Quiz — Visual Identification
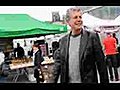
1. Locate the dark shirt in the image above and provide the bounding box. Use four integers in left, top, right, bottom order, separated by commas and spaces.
14, 46, 24, 58
115, 37, 119, 45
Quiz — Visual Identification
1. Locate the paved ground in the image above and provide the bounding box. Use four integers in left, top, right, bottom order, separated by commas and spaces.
109, 67, 120, 83
1, 65, 120, 83
0, 68, 35, 83
97, 67, 120, 83
0, 64, 53, 83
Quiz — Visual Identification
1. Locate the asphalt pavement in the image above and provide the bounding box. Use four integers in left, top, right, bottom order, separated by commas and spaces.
1, 66, 120, 83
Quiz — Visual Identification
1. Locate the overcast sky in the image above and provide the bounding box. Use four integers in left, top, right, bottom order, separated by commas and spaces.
0, 6, 75, 21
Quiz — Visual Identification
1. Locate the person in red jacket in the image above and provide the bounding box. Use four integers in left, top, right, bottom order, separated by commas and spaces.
103, 33, 119, 81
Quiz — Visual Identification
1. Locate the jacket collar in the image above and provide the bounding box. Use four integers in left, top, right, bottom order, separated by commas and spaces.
79, 29, 89, 63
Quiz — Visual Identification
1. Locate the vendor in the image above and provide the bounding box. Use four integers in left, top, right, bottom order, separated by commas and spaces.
14, 43, 25, 59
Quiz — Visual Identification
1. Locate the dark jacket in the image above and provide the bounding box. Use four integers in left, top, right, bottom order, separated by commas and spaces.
34, 49, 44, 68
34, 49, 44, 82
53, 30, 109, 83
14, 46, 24, 58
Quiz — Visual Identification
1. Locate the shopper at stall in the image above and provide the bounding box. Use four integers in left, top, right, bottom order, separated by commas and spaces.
52, 41, 59, 57
32, 43, 44, 83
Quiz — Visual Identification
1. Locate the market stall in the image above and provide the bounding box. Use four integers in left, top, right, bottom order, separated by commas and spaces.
8, 58, 33, 82
41, 56, 54, 82
0, 14, 67, 39
0, 14, 67, 83
9, 58, 33, 70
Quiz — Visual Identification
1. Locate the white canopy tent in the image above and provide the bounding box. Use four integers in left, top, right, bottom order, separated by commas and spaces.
115, 15, 120, 24
82, 13, 120, 27
82, 13, 120, 33
82, 13, 102, 27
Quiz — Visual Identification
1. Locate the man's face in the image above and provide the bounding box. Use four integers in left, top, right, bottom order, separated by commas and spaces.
67, 11, 83, 31
32, 46, 38, 52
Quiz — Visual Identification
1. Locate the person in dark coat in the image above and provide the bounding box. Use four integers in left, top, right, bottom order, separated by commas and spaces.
113, 33, 119, 45
32, 43, 44, 83
14, 43, 25, 59
52, 7, 109, 83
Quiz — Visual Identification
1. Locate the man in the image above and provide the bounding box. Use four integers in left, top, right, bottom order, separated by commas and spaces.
52, 7, 109, 83
14, 43, 25, 59
113, 33, 118, 45
52, 41, 59, 57
103, 33, 119, 81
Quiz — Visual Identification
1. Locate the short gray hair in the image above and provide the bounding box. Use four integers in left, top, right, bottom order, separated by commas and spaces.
66, 7, 83, 22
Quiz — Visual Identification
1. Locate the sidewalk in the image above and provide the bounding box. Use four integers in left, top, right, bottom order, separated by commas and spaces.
97, 66, 120, 83
109, 67, 120, 83
1, 66, 120, 83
